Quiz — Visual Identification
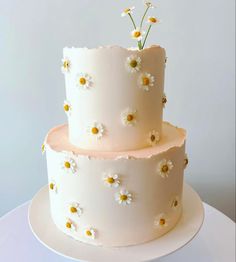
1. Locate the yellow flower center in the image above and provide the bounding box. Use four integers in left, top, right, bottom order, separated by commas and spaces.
149, 17, 157, 23
150, 135, 156, 141
130, 60, 138, 68
142, 77, 150, 86
162, 97, 167, 104
86, 230, 92, 236
127, 114, 134, 122
64, 161, 71, 169
161, 164, 169, 173
80, 77, 86, 85
63, 60, 69, 69
106, 177, 115, 184
70, 207, 77, 213
66, 222, 72, 229
184, 158, 189, 166
120, 194, 128, 201
134, 31, 141, 38
41, 144, 45, 152
173, 200, 178, 207
49, 183, 54, 190
124, 8, 131, 13
91, 127, 99, 134
64, 104, 70, 112
159, 218, 166, 226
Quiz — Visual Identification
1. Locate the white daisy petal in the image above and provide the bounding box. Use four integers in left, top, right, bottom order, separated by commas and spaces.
157, 159, 174, 178
125, 55, 142, 73
61, 57, 71, 73
87, 122, 105, 139
121, 6, 135, 17
147, 130, 160, 146
138, 73, 155, 91
121, 108, 137, 126
103, 173, 120, 188
61, 157, 77, 174
115, 189, 132, 205
84, 227, 96, 239
131, 28, 145, 41
63, 100, 72, 116
76, 73, 93, 89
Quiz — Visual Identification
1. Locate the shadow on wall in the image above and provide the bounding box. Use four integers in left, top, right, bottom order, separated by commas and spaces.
187, 179, 235, 222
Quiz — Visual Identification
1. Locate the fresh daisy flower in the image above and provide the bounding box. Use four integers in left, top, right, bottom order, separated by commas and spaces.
162, 93, 167, 108
61, 157, 77, 174
69, 202, 83, 216
147, 130, 160, 146
157, 159, 174, 178
84, 227, 96, 239
125, 55, 142, 73
154, 213, 169, 228
143, 1, 156, 8
115, 189, 132, 205
63, 100, 72, 116
147, 16, 160, 25
121, 108, 137, 126
170, 196, 181, 210
138, 72, 155, 91
61, 57, 71, 73
103, 173, 120, 188
65, 218, 76, 231
184, 154, 189, 168
76, 73, 93, 89
121, 6, 135, 17
131, 28, 145, 41
87, 122, 105, 139
49, 180, 57, 193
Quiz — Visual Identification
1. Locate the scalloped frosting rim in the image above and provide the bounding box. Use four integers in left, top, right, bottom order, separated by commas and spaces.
44, 122, 186, 160
63, 45, 165, 53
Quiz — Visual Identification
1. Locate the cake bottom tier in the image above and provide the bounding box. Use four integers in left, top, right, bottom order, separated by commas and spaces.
44, 122, 187, 247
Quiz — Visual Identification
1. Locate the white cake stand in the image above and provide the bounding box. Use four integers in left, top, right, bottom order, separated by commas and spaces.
28, 183, 204, 262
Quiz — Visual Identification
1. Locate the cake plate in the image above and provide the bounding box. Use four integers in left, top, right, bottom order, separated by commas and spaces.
28, 183, 204, 262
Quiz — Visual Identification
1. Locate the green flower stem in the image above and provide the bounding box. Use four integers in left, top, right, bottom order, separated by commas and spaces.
142, 25, 152, 49
140, 6, 150, 29
128, 13, 142, 50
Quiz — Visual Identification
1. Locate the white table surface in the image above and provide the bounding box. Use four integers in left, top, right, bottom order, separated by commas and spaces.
0, 202, 235, 262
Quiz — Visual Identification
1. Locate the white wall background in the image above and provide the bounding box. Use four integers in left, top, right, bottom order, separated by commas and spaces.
0, 0, 235, 220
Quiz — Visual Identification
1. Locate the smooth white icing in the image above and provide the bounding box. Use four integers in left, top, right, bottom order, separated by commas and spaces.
45, 122, 186, 247
63, 45, 166, 151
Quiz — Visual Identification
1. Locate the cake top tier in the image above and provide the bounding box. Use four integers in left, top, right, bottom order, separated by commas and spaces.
62, 45, 166, 151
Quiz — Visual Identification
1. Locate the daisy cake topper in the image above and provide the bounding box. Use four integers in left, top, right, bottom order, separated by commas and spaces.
121, 1, 160, 50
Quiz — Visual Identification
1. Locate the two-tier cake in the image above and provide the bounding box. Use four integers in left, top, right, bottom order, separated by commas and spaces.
43, 45, 188, 247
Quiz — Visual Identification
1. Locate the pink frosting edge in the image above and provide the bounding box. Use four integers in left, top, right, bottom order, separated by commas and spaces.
44, 122, 186, 160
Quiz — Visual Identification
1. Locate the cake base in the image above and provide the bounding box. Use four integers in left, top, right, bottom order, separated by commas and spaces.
28, 183, 204, 261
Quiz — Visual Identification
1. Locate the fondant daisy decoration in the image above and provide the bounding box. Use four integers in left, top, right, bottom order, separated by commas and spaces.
121, 108, 137, 126
115, 189, 132, 205
157, 159, 174, 178
69, 202, 83, 217
61, 57, 71, 74
147, 130, 160, 146
154, 213, 169, 228
84, 227, 96, 239
87, 122, 105, 139
76, 73, 93, 89
162, 93, 167, 108
61, 157, 77, 174
131, 28, 145, 41
126, 55, 142, 73
138, 73, 155, 91
121, 6, 135, 17
170, 196, 181, 210
49, 181, 57, 193
184, 154, 189, 169
65, 218, 76, 231
147, 16, 160, 25
63, 100, 72, 116
103, 173, 120, 188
